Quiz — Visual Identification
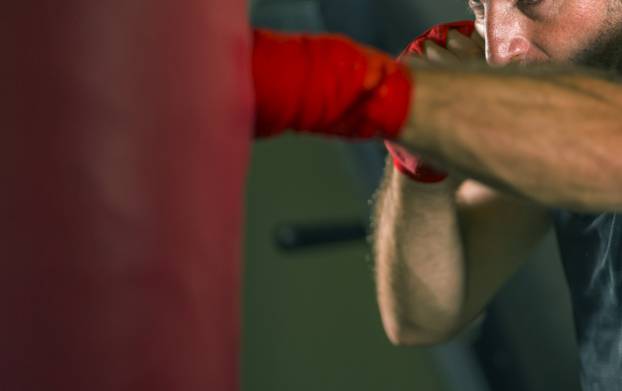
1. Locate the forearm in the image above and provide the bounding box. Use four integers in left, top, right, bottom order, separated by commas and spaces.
373, 163, 465, 345
401, 65, 622, 211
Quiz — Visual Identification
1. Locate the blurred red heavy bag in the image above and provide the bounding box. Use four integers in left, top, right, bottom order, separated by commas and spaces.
4, 1, 252, 390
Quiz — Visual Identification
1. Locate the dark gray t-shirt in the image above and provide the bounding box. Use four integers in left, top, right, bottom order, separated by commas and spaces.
553, 211, 622, 391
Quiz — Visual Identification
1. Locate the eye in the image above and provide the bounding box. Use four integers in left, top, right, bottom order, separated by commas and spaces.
517, 0, 546, 19
518, 0, 543, 7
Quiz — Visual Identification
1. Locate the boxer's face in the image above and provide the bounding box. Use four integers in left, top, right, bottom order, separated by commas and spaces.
469, 0, 622, 70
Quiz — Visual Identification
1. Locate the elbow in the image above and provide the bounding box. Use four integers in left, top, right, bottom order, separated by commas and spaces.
377, 292, 465, 347
534, 184, 622, 213
532, 153, 622, 212
382, 317, 457, 347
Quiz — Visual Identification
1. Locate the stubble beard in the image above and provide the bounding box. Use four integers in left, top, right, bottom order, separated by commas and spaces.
570, 10, 622, 75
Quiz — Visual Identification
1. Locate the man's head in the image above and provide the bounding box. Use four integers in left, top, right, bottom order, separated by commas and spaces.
468, 0, 622, 71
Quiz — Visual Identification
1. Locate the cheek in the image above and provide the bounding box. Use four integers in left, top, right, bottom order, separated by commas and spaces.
533, 0, 610, 62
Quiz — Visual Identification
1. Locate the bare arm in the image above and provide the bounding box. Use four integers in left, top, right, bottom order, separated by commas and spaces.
373, 163, 464, 345
374, 26, 581, 347
373, 161, 551, 345
400, 65, 622, 211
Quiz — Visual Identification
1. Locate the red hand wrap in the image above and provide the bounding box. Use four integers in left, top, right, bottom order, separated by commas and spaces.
253, 29, 412, 140
386, 20, 475, 183
400, 20, 476, 58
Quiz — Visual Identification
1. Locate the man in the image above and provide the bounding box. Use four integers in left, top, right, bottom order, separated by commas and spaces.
373, 0, 622, 389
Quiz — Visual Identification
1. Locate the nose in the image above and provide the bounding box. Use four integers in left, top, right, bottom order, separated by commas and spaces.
484, 6, 531, 65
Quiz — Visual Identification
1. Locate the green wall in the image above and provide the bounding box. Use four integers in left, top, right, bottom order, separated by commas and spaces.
242, 136, 448, 391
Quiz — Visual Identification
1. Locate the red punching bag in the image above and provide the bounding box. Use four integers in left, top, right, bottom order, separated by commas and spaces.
4, 1, 252, 390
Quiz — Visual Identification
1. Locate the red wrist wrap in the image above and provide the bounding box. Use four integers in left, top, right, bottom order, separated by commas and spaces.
384, 141, 449, 183
387, 20, 475, 183
252, 29, 412, 140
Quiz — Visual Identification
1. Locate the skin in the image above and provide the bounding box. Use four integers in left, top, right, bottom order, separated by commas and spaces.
374, 0, 622, 345
471, 0, 620, 65
403, 0, 622, 209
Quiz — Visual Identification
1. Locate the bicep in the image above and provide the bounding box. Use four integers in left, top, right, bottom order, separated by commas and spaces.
455, 180, 552, 325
